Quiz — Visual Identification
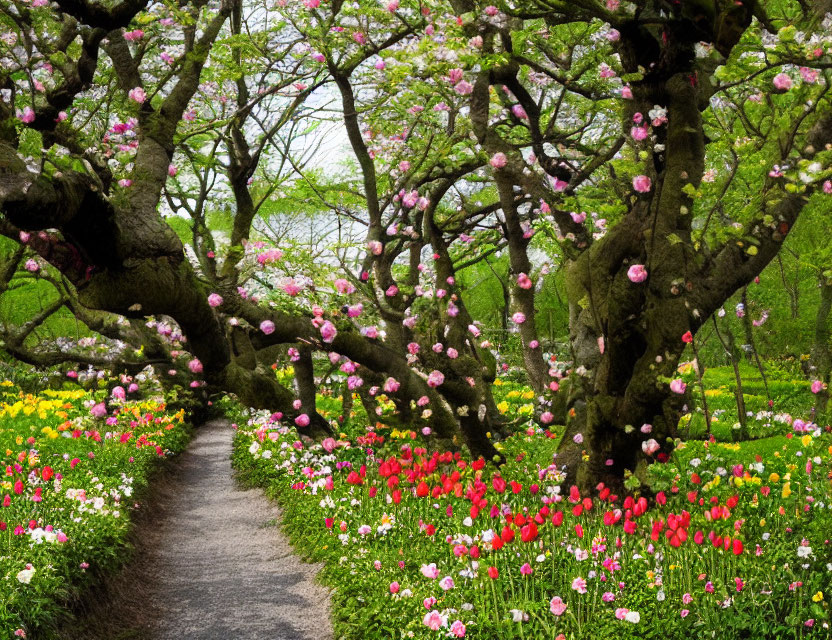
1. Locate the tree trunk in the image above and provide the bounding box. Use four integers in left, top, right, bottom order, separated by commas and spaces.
495, 175, 549, 393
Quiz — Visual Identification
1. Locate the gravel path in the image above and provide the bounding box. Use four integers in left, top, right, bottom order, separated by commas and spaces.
74, 419, 333, 640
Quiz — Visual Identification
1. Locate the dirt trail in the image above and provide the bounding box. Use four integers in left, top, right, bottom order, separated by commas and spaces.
71, 419, 332, 640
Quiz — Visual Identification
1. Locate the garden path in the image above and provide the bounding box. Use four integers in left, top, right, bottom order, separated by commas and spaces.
78, 419, 332, 640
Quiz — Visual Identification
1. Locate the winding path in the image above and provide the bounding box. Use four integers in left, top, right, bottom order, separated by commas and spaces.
77, 420, 332, 640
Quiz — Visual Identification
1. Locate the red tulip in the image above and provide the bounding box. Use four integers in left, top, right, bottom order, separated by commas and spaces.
520, 522, 538, 542
492, 476, 506, 493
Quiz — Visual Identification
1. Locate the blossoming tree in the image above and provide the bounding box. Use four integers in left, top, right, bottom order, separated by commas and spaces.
2, 0, 832, 489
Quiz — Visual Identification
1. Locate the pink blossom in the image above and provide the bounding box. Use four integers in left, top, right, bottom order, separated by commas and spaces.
627, 264, 648, 283
320, 320, 337, 343
540, 411, 554, 424
517, 273, 532, 289
800, 67, 819, 83
168, 164, 178, 177
631, 126, 648, 141
111, 386, 126, 401
670, 378, 686, 394
512, 312, 526, 324
188, 359, 203, 374
18, 107, 35, 123
427, 370, 445, 388
24, 259, 39, 273
621, 85, 633, 99
511, 104, 527, 119
773, 73, 793, 90
447, 347, 458, 359
368, 240, 383, 255
128, 87, 146, 103
449, 620, 466, 637
260, 320, 275, 335
811, 380, 823, 394
282, 279, 302, 296
295, 414, 310, 427
490, 152, 508, 169
207, 293, 223, 307
454, 81, 473, 95
632, 175, 652, 193
334, 278, 355, 295
642, 438, 660, 456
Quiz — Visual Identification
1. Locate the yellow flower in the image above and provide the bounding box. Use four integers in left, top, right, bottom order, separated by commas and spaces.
812, 591, 823, 602
521, 390, 535, 400
781, 482, 792, 499
801, 435, 812, 447
768, 473, 780, 483
496, 401, 509, 415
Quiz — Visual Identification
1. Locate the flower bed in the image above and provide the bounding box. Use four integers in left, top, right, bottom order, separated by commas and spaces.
232, 403, 831, 639
0, 382, 191, 638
